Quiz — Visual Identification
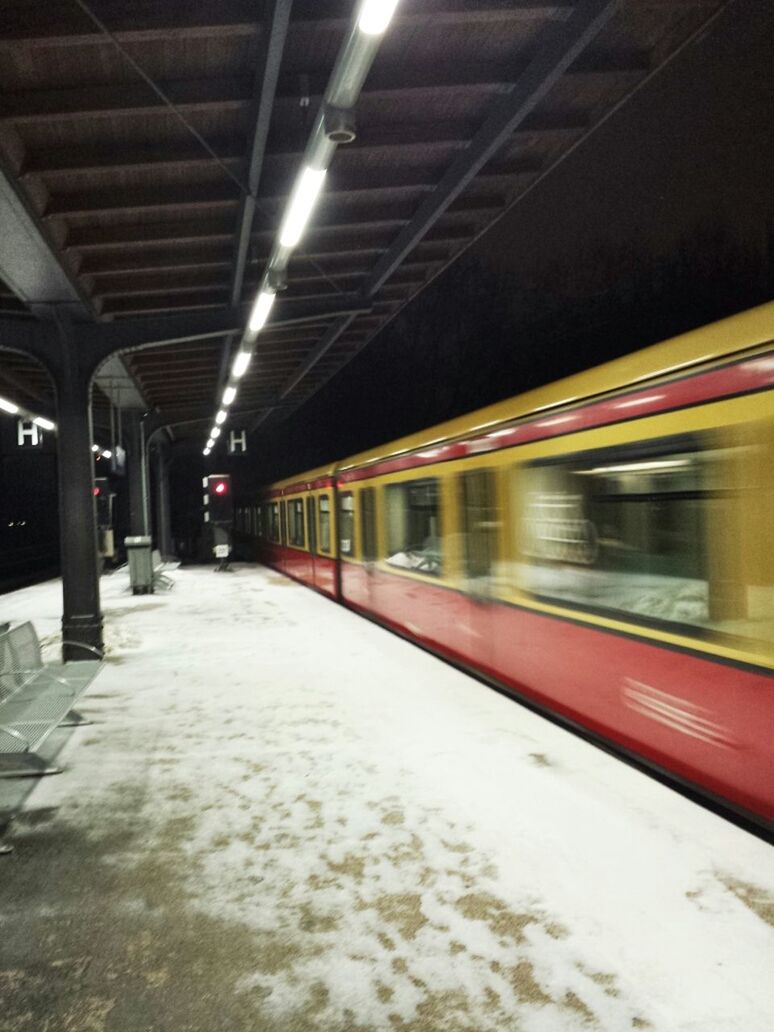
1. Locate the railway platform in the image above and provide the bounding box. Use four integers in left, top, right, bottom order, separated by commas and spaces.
0, 565, 772, 1032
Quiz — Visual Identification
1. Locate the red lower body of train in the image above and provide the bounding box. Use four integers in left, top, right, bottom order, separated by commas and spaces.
262, 541, 773, 832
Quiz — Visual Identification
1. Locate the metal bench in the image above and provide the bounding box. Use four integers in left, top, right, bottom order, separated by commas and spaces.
151, 549, 175, 591
0, 622, 103, 779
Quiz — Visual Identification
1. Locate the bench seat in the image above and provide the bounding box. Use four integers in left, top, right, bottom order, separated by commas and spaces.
0, 623, 102, 776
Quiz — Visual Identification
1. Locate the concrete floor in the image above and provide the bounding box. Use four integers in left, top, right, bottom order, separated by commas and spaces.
0, 566, 772, 1032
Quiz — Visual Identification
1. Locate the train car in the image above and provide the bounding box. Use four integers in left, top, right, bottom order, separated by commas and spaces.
251, 463, 339, 598
245, 304, 774, 829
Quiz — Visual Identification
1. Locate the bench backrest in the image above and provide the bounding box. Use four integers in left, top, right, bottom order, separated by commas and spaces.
0, 622, 43, 703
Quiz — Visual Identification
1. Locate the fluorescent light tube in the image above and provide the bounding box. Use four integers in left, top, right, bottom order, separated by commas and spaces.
248, 289, 275, 334
0, 397, 19, 414
215, 409, 227, 425
33, 416, 55, 430
279, 167, 326, 248
223, 386, 236, 406
359, 0, 400, 35
211, 427, 221, 439
232, 350, 252, 378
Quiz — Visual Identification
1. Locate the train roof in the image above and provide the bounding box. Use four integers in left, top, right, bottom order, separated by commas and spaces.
271, 302, 774, 488
271, 463, 338, 492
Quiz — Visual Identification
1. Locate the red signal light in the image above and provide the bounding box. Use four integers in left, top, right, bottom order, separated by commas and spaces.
93, 486, 101, 497
214, 481, 227, 495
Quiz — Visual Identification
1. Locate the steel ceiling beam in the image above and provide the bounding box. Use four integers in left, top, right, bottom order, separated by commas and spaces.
0, 158, 90, 321
217, 0, 293, 412
75, 294, 372, 360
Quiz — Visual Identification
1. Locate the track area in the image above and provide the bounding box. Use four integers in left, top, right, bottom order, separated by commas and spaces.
0, 566, 772, 1031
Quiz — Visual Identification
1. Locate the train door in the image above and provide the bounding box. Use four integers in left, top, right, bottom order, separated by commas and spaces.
307, 495, 317, 587
361, 485, 378, 609
280, 499, 288, 573
458, 468, 498, 670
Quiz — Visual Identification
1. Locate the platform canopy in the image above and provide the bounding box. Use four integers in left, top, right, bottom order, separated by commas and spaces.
0, 0, 727, 442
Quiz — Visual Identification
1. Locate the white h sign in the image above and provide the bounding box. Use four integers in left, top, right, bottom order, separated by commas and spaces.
228, 429, 247, 455
17, 419, 41, 447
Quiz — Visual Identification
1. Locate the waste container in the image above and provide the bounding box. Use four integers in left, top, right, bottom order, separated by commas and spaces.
125, 535, 153, 594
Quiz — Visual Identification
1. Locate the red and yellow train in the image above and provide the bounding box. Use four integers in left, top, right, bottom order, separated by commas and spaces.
237, 304, 774, 830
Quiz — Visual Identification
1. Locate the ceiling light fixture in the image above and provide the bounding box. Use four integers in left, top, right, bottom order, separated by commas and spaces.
232, 350, 252, 378
278, 167, 327, 248
358, 0, 401, 35
223, 386, 236, 406
33, 416, 55, 431
248, 289, 276, 334
215, 409, 227, 425
204, 0, 399, 450
0, 397, 19, 415
211, 427, 222, 439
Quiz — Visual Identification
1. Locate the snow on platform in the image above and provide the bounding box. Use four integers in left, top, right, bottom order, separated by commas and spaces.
0, 565, 772, 1032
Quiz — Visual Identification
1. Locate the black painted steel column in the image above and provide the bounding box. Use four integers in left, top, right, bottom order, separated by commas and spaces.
153, 442, 174, 557
159, 452, 173, 558
56, 345, 104, 660
125, 411, 148, 536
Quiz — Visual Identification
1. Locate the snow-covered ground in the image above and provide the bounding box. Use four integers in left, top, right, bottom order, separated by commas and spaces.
0, 565, 772, 1032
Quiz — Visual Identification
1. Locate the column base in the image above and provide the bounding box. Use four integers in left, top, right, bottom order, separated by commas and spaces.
62, 614, 104, 662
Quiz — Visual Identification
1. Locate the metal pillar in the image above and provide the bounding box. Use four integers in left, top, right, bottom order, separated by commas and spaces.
153, 440, 174, 558
55, 341, 104, 660
125, 411, 149, 536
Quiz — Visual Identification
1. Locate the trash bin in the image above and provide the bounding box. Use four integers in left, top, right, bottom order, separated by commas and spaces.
125, 535, 153, 595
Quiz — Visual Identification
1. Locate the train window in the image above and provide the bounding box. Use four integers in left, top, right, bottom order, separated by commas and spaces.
280, 500, 287, 544
385, 478, 442, 576
307, 497, 317, 555
459, 469, 498, 581
515, 432, 774, 645
319, 495, 331, 553
361, 486, 377, 562
288, 498, 305, 547
270, 502, 280, 543
339, 492, 355, 556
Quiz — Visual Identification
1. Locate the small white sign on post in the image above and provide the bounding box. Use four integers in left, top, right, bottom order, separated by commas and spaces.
214, 544, 230, 559
228, 429, 247, 455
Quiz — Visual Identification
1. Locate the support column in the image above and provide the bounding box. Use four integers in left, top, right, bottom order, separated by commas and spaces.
124, 411, 149, 537
56, 343, 104, 660
153, 441, 174, 558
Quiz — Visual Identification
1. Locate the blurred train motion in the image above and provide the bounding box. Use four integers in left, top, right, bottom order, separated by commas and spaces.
236, 305, 774, 829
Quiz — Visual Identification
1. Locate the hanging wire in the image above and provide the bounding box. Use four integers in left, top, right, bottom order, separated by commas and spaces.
70, 0, 249, 196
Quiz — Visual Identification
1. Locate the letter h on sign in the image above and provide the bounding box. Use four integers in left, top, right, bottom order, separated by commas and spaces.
228, 429, 247, 455
17, 420, 41, 447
